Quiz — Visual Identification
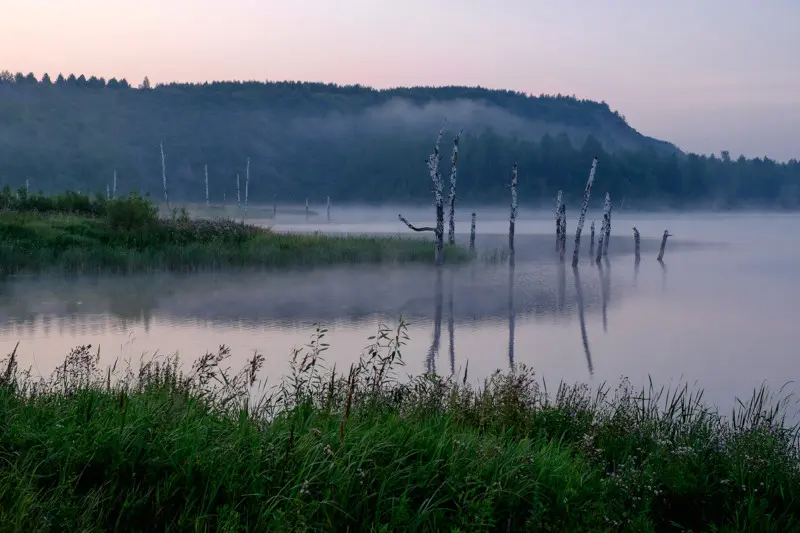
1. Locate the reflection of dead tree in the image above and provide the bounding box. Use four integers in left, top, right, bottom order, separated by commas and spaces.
399, 123, 446, 266
659, 259, 668, 293
448, 270, 455, 375
508, 263, 516, 369
427, 267, 444, 373
599, 258, 611, 333
573, 266, 593, 375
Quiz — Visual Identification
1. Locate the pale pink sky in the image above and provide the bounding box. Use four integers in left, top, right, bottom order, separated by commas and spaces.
3, 0, 799, 160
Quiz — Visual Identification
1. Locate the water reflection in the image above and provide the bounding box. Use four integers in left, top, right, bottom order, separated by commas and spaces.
599, 258, 611, 333
448, 270, 455, 376
427, 268, 444, 374
508, 264, 516, 368
573, 266, 593, 375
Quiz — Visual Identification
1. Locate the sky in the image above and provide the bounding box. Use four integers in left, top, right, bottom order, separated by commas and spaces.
3, 0, 799, 161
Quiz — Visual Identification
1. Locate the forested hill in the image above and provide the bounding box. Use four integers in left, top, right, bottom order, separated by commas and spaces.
1, 71, 799, 208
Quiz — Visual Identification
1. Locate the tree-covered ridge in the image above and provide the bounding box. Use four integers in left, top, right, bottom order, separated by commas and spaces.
1, 70, 798, 208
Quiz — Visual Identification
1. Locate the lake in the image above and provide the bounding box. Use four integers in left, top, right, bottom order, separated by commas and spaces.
1, 206, 798, 417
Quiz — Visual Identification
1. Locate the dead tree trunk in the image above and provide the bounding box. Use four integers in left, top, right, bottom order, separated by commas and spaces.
112, 170, 117, 199
633, 226, 641, 262
399, 123, 446, 266
589, 221, 595, 257
160, 141, 170, 210
204, 164, 210, 206
595, 217, 605, 264
602, 193, 612, 256
509, 164, 518, 266
558, 203, 567, 262
469, 212, 476, 253
447, 132, 462, 245
571, 157, 598, 267
657, 229, 672, 262
305, 198, 309, 221
243, 158, 250, 222
555, 190, 563, 252
236, 174, 241, 208
326, 196, 331, 222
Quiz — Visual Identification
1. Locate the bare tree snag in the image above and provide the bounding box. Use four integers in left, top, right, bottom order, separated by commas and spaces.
571, 157, 598, 267
602, 193, 612, 256
447, 131, 462, 245
399, 122, 446, 266
160, 141, 170, 209
657, 229, 672, 262
204, 164, 210, 206
509, 163, 518, 267
469, 212, 476, 253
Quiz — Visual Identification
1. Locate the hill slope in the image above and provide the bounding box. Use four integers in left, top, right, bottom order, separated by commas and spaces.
0, 73, 797, 207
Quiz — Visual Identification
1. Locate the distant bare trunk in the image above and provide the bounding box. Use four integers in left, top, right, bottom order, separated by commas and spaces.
160, 141, 170, 209
306, 198, 309, 221
326, 196, 331, 222
571, 157, 598, 267
243, 158, 250, 222
602, 193, 612, 256
236, 174, 241, 208
112, 170, 117, 199
558, 203, 567, 262
509, 164, 518, 266
589, 221, 595, 257
633, 226, 641, 262
555, 190, 563, 252
273, 194, 277, 219
657, 229, 672, 261
204, 164, 210, 206
469, 212, 476, 253
447, 131, 462, 245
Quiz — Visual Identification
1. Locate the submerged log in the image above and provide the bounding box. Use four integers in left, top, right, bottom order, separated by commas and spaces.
572, 157, 598, 267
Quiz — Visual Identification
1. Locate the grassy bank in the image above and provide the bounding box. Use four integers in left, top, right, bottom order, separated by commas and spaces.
0, 190, 468, 273
0, 325, 798, 532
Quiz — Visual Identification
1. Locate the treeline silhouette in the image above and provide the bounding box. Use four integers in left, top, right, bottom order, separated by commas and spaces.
1, 70, 798, 208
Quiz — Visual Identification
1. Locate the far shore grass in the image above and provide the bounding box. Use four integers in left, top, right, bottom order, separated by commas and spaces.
0, 322, 798, 531
0, 190, 468, 274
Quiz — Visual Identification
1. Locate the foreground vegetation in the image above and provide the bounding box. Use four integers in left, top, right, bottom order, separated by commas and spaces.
0, 190, 468, 274
0, 323, 798, 531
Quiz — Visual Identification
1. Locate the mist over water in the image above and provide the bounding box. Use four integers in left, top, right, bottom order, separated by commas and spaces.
1, 205, 798, 416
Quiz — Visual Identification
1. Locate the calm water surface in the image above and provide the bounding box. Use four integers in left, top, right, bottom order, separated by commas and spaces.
1, 207, 798, 414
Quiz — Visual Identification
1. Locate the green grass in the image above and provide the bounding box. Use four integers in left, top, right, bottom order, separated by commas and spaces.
0, 324, 798, 532
0, 193, 468, 273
